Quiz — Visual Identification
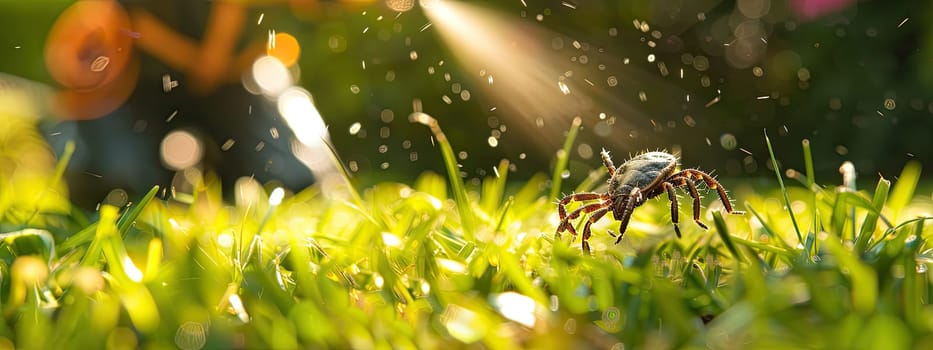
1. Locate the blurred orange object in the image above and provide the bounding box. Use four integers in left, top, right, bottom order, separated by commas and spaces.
44, 0, 137, 120
267, 32, 301, 67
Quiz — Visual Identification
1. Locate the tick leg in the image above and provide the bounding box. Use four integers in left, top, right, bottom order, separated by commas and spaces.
614, 191, 641, 244
681, 169, 745, 215
556, 192, 606, 237
600, 148, 616, 177
580, 207, 610, 252
672, 176, 709, 230
557, 201, 609, 242
663, 182, 682, 238
557, 192, 605, 223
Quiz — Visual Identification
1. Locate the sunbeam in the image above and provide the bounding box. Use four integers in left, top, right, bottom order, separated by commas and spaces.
420, 0, 694, 153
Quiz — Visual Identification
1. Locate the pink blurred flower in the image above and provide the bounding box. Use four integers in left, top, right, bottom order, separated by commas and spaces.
790, 0, 856, 21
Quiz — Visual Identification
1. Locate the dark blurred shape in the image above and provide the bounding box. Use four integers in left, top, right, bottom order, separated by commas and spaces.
40, 0, 313, 208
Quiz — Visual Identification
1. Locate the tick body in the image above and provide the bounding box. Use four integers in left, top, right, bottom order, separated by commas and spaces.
556, 150, 744, 253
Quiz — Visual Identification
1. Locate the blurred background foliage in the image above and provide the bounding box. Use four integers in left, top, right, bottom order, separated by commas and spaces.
0, 0, 931, 200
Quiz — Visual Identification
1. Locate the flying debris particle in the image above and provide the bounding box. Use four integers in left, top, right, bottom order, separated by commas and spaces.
658, 62, 669, 76
752, 66, 764, 77
162, 74, 179, 92
607, 76, 618, 86
907, 152, 915, 157
898, 18, 909, 28
647, 54, 656, 63
410, 50, 419, 60
255, 141, 265, 152
90, 56, 110, 72
739, 148, 753, 156
420, 23, 432, 32
442, 95, 453, 104
683, 115, 696, 127
362, 60, 366, 70
350, 85, 360, 94
257, 13, 264, 25
756, 95, 770, 100
460, 90, 471, 101
705, 96, 721, 108
84, 171, 103, 178
584, 78, 594, 86
221, 139, 236, 151
883, 98, 896, 110
558, 80, 571, 95
362, 27, 369, 34
706, 138, 712, 146
520, 0, 527, 7
638, 91, 647, 102
561, 1, 577, 9
876, 110, 884, 117
166, 110, 179, 122
488, 136, 498, 147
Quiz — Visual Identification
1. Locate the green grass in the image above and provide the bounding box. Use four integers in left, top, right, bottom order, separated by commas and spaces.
1, 121, 933, 349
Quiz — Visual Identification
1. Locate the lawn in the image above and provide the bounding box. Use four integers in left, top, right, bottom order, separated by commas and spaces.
1, 117, 931, 349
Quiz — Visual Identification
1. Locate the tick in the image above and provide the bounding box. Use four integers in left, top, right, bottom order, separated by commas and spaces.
556, 150, 744, 253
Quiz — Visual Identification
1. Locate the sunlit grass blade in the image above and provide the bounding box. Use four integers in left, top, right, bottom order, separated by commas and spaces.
548, 117, 582, 201
410, 112, 475, 238
711, 211, 741, 261
764, 130, 803, 244
319, 136, 365, 208
856, 177, 891, 253
744, 202, 792, 250
802, 139, 820, 236
887, 161, 921, 222
820, 233, 877, 314
480, 159, 510, 216
115, 185, 159, 234
902, 219, 925, 329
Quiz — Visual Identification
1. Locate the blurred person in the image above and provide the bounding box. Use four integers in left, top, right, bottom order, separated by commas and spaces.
42, 0, 314, 208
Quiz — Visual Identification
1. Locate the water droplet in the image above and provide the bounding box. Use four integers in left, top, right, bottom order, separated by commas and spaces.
409, 50, 419, 60
560, 170, 570, 179
350, 84, 360, 94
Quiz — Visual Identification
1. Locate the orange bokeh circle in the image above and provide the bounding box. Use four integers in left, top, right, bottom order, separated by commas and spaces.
44, 0, 134, 91
267, 32, 301, 67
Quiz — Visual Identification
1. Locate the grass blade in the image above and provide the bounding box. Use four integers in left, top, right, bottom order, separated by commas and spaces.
549, 117, 582, 201
712, 211, 742, 261
410, 112, 475, 239
764, 130, 803, 245
116, 185, 160, 235
888, 161, 921, 222
855, 177, 891, 253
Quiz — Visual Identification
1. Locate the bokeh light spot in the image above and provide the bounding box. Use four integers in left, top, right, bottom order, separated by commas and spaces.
160, 130, 203, 170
